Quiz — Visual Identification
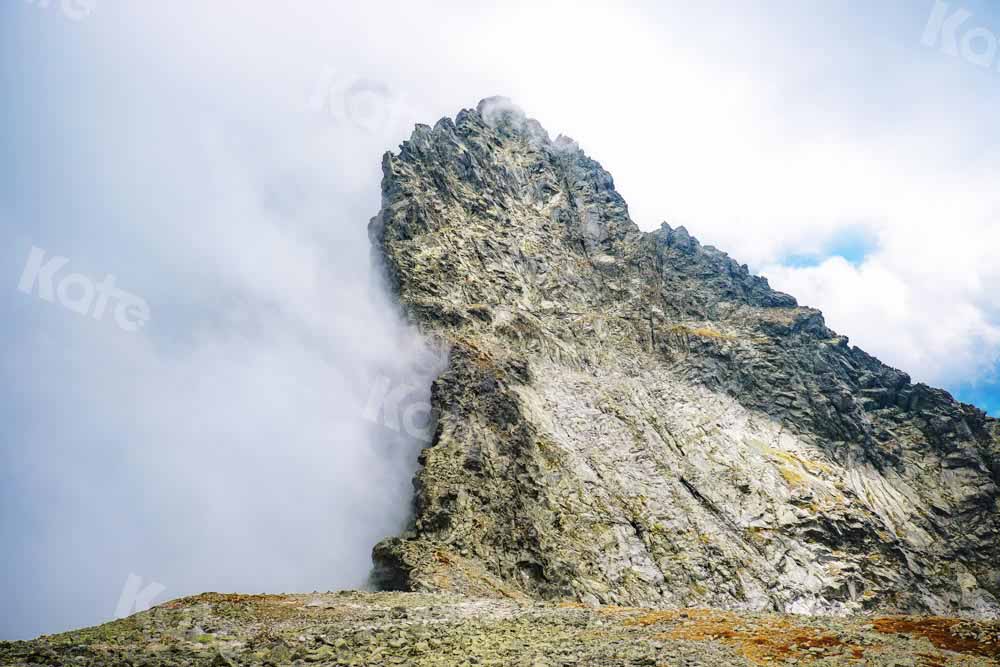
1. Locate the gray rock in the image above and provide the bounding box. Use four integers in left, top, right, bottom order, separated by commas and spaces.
369, 98, 1000, 618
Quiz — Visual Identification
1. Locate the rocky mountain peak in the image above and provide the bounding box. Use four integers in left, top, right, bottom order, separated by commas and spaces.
369, 99, 1000, 617
7, 100, 1000, 667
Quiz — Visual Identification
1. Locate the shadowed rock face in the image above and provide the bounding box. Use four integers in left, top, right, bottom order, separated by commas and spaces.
369, 97, 1000, 617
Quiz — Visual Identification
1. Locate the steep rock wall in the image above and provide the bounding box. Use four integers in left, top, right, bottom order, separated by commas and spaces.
369, 98, 1000, 617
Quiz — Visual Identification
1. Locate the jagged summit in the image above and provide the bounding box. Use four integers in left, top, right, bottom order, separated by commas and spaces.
369, 99, 1000, 618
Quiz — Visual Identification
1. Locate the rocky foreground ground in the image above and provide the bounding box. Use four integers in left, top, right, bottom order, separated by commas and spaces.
2, 591, 999, 666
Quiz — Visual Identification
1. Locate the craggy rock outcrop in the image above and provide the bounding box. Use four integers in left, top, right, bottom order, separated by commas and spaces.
370, 98, 1000, 617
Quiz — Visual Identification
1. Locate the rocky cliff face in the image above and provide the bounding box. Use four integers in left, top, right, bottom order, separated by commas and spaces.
369, 98, 1000, 618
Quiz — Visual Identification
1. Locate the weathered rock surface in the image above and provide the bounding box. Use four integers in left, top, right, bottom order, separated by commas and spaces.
370, 97, 1000, 618
3, 591, 998, 666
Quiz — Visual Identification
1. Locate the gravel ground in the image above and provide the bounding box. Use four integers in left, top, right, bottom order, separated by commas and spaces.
2, 591, 998, 666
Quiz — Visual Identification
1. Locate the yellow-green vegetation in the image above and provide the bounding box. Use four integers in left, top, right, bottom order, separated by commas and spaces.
762, 447, 837, 491
534, 436, 564, 469
779, 465, 807, 487
667, 325, 736, 341
764, 447, 833, 475
520, 238, 542, 255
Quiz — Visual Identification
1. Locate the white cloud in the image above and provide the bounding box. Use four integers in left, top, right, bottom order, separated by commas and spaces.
755, 151, 1000, 386
764, 254, 1000, 386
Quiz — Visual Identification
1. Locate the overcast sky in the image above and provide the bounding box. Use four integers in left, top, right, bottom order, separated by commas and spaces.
2, 0, 999, 640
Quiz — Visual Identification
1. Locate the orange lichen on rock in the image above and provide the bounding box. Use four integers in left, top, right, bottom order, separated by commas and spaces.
873, 617, 1000, 659
434, 550, 455, 565
597, 605, 641, 615
625, 609, 864, 665
557, 601, 587, 609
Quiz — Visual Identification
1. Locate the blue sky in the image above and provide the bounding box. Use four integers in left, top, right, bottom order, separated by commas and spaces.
779, 226, 881, 269
2, 0, 1000, 640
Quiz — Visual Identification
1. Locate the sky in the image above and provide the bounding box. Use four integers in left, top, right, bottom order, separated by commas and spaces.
2, 0, 1000, 640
